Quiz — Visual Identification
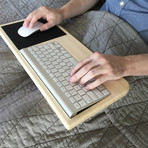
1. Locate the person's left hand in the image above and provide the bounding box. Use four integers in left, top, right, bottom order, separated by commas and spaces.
70, 52, 128, 90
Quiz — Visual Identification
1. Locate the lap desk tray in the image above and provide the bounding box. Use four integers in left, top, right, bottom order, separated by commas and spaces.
0, 20, 129, 130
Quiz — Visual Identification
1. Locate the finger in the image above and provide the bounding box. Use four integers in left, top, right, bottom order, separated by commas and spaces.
71, 52, 104, 76
29, 13, 43, 28
70, 59, 94, 83
79, 66, 107, 85
40, 21, 54, 31
23, 10, 37, 27
70, 57, 92, 76
23, 19, 30, 28
85, 75, 109, 90
70, 67, 88, 84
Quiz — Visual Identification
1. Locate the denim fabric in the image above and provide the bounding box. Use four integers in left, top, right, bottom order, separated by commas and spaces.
101, 0, 148, 44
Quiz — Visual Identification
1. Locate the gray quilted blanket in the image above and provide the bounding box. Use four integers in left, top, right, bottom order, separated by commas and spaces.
0, 0, 148, 147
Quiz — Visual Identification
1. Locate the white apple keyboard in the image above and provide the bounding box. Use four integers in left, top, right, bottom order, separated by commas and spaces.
21, 41, 111, 117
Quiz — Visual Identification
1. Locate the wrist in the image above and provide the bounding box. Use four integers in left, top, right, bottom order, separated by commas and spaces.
122, 56, 134, 77
123, 55, 145, 77
58, 7, 68, 21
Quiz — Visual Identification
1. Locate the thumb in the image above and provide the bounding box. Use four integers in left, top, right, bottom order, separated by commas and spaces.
40, 22, 54, 31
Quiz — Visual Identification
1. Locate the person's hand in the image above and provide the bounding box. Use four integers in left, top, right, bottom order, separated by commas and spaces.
70, 52, 128, 90
23, 6, 64, 31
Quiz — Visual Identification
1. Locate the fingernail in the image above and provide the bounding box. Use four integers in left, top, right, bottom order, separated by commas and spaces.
85, 85, 90, 90
79, 80, 83, 85
23, 23, 26, 27
70, 77, 74, 83
29, 24, 32, 29
70, 70, 74, 76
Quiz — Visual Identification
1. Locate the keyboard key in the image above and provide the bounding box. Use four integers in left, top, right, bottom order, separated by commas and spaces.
74, 85, 81, 91
69, 97, 75, 103
92, 89, 104, 99
56, 65, 62, 69
58, 76, 65, 82
43, 65, 48, 69
57, 53, 62, 56
67, 63, 73, 67
48, 43, 56, 49
66, 85, 73, 91
65, 92, 71, 97
46, 69, 51, 73
64, 53, 71, 58
60, 62, 66, 66
48, 65, 54, 69
50, 52, 56, 56
49, 58, 54, 62
52, 61, 58, 65
57, 82, 62, 87
62, 72, 69, 77
68, 57, 78, 65
49, 73, 54, 78
87, 91, 98, 101
46, 54, 51, 58
53, 78, 58, 82
101, 89, 110, 96
78, 90, 85, 96
79, 100, 87, 107
63, 66, 69, 70
43, 44, 49, 49
61, 87, 66, 92
83, 95, 92, 104
55, 72, 61, 77
60, 56, 65, 59
70, 90, 77, 96
36, 50, 42, 54
74, 94, 81, 101
36, 57, 41, 62
62, 81, 69, 86
98, 85, 105, 91
74, 103, 80, 109
51, 69, 58, 73
59, 69, 65, 73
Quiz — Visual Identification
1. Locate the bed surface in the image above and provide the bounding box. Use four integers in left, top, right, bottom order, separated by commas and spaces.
0, 0, 148, 147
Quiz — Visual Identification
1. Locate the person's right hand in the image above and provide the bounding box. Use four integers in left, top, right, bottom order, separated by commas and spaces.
23, 6, 64, 31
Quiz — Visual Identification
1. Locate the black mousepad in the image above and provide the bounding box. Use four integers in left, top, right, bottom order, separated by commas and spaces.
2, 20, 66, 50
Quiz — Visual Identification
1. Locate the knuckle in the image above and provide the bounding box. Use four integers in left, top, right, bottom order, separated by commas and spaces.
106, 63, 112, 69
24, 18, 29, 23
89, 69, 96, 76
106, 65, 115, 75
100, 56, 108, 64
109, 70, 115, 76
39, 6, 46, 10
80, 77, 85, 84
88, 82, 97, 90
73, 74, 79, 81
32, 15, 38, 20
28, 12, 34, 18
83, 65, 90, 71
93, 52, 100, 58
105, 63, 112, 70
42, 25, 48, 30
79, 59, 85, 65
77, 61, 84, 68
96, 78, 101, 84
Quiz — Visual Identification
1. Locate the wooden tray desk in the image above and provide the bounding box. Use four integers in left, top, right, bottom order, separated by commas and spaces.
0, 20, 129, 130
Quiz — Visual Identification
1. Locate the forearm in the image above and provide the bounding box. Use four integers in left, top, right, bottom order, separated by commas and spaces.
59, 0, 98, 20
124, 54, 148, 76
